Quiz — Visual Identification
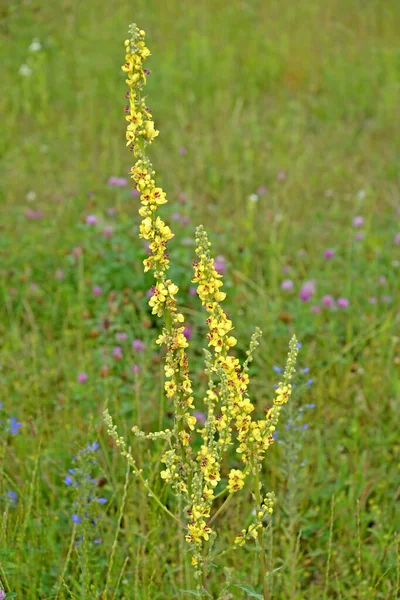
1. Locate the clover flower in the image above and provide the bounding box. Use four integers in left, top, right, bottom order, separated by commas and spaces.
324, 249, 335, 259
352, 216, 364, 228
299, 281, 316, 302
112, 346, 123, 360
132, 339, 145, 352
107, 176, 127, 187
281, 279, 294, 291
77, 372, 88, 384
92, 285, 102, 296
337, 297, 350, 308
321, 294, 335, 309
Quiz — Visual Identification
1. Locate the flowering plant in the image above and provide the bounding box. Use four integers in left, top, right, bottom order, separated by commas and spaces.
104, 24, 298, 597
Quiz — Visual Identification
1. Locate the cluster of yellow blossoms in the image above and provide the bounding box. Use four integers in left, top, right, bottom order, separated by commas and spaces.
123, 26, 196, 477
116, 24, 298, 577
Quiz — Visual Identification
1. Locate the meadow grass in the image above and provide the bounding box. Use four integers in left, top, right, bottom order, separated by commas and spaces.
1, 0, 400, 598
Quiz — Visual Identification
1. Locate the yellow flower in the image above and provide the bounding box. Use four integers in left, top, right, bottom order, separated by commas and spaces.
227, 469, 246, 493
274, 384, 292, 405
186, 415, 197, 430
145, 120, 159, 141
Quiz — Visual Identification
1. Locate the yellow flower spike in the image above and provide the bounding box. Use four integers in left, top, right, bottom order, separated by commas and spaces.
104, 23, 299, 577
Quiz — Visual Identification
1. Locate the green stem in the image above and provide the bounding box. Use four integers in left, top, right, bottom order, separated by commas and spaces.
254, 468, 269, 600
207, 493, 233, 526
132, 457, 186, 529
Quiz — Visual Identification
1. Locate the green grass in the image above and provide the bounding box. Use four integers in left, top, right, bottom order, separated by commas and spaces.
1, 0, 400, 598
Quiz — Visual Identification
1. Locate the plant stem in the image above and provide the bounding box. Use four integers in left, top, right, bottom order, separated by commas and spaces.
207, 493, 233, 526
254, 468, 269, 600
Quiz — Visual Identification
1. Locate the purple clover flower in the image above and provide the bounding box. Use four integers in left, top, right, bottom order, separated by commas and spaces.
77, 372, 88, 384
352, 216, 364, 228
115, 332, 128, 342
324, 249, 335, 259
132, 339, 145, 352
311, 305, 321, 314
107, 176, 127, 187
281, 279, 293, 291
214, 255, 226, 274
86, 215, 97, 225
103, 226, 114, 239
194, 411, 206, 425
257, 185, 267, 196
112, 346, 123, 360
92, 285, 102, 296
183, 326, 193, 340
337, 297, 349, 308
277, 170, 286, 181
299, 281, 316, 302
321, 294, 335, 309
25, 209, 44, 220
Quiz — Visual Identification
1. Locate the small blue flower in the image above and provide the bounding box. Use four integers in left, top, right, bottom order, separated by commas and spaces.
272, 431, 278, 440
97, 497, 107, 504
9, 417, 22, 435
86, 442, 99, 452
306, 378, 313, 386
7, 491, 18, 505
272, 366, 282, 373
303, 424, 309, 430
302, 367, 310, 374
72, 514, 82, 524
64, 475, 74, 486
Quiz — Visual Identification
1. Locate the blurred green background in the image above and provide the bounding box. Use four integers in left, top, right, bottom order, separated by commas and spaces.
0, 1, 399, 598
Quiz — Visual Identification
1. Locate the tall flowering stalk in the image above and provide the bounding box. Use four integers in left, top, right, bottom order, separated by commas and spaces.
104, 24, 298, 597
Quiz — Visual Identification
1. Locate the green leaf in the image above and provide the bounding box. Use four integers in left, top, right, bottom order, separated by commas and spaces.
265, 566, 283, 578
234, 584, 263, 599
5, 594, 18, 599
